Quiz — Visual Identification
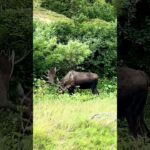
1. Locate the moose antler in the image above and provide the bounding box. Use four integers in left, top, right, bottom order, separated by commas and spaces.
14, 50, 32, 65
9, 51, 15, 81
42, 67, 57, 84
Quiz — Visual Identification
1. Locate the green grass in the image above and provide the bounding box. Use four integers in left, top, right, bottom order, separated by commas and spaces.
33, 0, 71, 24
33, 8, 71, 24
33, 89, 117, 150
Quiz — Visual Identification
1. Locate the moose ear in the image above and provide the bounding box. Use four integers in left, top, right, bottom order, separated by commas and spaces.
0, 50, 5, 56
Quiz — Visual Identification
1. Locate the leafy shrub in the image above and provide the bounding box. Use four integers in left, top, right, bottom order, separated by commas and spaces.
0, 9, 32, 55
34, 25, 91, 76
33, 78, 52, 95
75, 20, 117, 77
40, 0, 115, 22
52, 22, 75, 44
100, 77, 117, 93
0, 0, 32, 9
33, 17, 117, 77
49, 40, 91, 71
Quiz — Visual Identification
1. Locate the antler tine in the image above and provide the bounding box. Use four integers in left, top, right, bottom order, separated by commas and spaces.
42, 75, 49, 79
47, 70, 50, 75
14, 50, 32, 65
8, 50, 15, 81
4, 50, 8, 56
0, 50, 5, 56
0, 50, 2, 55
0, 50, 11, 57
56, 77, 60, 83
9, 50, 15, 60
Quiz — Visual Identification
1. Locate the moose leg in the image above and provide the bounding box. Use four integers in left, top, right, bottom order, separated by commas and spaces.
125, 106, 138, 137
91, 81, 99, 95
126, 92, 147, 137
140, 113, 150, 137
92, 88, 99, 94
135, 92, 149, 137
136, 115, 145, 136
68, 87, 75, 95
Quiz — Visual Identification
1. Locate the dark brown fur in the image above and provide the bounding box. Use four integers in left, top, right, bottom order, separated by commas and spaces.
59, 70, 99, 94
118, 67, 150, 137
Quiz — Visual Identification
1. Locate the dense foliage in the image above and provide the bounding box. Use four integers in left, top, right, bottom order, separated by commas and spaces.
0, 9, 32, 54
0, 8, 33, 90
114, 0, 150, 74
0, 0, 32, 9
34, 21, 92, 76
40, 0, 115, 22
34, 18, 116, 77
0, 3, 32, 149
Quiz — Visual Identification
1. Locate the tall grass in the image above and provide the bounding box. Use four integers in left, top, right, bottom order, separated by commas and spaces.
33, 79, 117, 150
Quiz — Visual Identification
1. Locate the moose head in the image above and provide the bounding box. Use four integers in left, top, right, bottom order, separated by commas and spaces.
58, 71, 75, 94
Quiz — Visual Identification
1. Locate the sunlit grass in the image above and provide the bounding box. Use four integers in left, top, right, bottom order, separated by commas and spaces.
33, 8, 71, 24
34, 91, 117, 150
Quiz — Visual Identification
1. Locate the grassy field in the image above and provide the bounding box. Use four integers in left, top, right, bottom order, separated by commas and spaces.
33, 8, 71, 24
33, 88, 117, 150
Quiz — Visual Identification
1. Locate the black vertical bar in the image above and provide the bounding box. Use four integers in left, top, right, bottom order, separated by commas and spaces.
117, 0, 150, 149
0, 0, 33, 149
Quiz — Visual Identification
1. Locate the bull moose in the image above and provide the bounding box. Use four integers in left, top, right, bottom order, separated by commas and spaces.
118, 66, 150, 137
58, 70, 99, 95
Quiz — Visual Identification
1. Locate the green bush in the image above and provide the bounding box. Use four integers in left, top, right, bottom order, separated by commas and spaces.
40, 0, 115, 22
0, 0, 32, 9
75, 20, 117, 77
33, 18, 117, 77
100, 77, 117, 93
0, 9, 32, 55
33, 22, 92, 76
